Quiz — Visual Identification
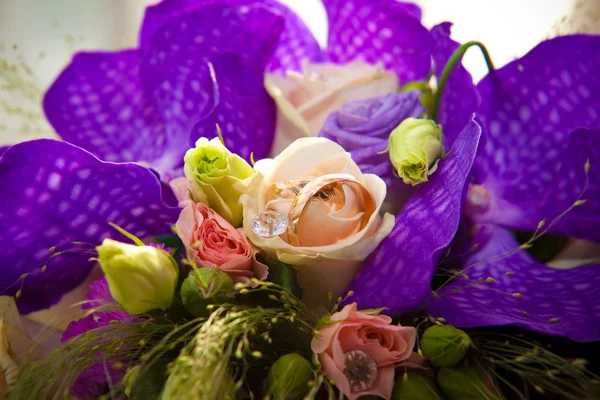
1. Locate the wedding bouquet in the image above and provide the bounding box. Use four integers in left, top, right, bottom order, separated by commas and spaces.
1, 0, 599, 399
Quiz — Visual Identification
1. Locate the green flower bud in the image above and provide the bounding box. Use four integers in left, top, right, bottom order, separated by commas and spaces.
392, 372, 445, 400
421, 325, 471, 367
389, 118, 444, 186
266, 353, 312, 400
96, 239, 178, 314
400, 81, 435, 117
438, 365, 503, 400
122, 365, 141, 397
180, 268, 235, 317
184, 137, 254, 227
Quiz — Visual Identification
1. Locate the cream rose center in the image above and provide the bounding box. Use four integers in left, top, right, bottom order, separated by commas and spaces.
264, 176, 373, 247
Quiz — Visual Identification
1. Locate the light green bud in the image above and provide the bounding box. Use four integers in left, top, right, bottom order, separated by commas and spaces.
180, 267, 235, 317
421, 325, 471, 367
183, 137, 254, 227
389, 118, 444, 186
438, 365, 503, 400
96, 239, 179, 314
266, 353, 313, 400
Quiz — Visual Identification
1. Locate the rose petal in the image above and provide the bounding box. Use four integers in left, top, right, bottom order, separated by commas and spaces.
431, 22, 479, 146
323, 0, 433, 82
0, 140, 180, 313
344, 117, 482, 314
426, 224, 600, 342
470, 35, 600, 233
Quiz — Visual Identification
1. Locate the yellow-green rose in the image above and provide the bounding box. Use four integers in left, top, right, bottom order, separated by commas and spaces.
184, 137, 254, 227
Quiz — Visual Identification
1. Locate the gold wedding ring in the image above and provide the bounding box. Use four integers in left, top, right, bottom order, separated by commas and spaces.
285, 174, 376, 247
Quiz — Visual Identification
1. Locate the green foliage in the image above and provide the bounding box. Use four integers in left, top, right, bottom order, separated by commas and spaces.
265, 260, 303, 299
266, 353, 312, 400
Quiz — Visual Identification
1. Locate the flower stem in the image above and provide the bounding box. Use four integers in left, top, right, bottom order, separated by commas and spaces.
432, 41, 494, 121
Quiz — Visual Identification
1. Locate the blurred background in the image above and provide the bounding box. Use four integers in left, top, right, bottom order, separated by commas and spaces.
1, 0, 599, 145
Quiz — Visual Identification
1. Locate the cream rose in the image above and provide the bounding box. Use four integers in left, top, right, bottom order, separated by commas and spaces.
265, 60, 399, 155
240, 137, 394, 315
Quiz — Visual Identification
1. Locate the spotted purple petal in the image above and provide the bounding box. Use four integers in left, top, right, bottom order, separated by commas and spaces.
426, 224, 600, 342
470, 35, 600, 233
431, 22, 479, 146
43, 50, 183, 178
0, 139, 180, 313
320, 91, 424, 185
546, 127, 600, 242
140, 0, 322, 73
344, 116, 482, 314
142, 3, 284, 161
323, 0, 433, 83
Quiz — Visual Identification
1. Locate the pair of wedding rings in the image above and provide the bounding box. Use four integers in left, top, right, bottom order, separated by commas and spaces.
266, 174, 376, 246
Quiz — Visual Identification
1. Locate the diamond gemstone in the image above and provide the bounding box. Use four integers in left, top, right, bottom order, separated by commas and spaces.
343, 350, 377, 392
251, 211, 288, 238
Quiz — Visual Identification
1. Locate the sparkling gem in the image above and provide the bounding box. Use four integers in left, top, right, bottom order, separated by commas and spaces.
251, 211, 288, 238
343, 349, 377, 392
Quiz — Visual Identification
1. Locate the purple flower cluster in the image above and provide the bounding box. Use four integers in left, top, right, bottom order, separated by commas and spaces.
0, 0, 599, 349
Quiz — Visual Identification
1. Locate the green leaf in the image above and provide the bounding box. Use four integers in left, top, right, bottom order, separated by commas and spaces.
129, 359, 170, 400
265, 260, 303, 299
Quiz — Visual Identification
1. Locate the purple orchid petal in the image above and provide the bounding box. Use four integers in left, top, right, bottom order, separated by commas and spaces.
546, 127, 600, 242
43, 50, 183, 178
320, 91, 424, 185
344, 116, 482, 314
395, 2, 422, 20
323, 0, 433, 83
189, 54, 278, 160
470, 35, 600, 233
431, 22, 479, 146
142, 3, 284, 161
140, 0, 322, 73
0, 145, 9, 157
426, 224, 600, 342
0, 139, 180, 313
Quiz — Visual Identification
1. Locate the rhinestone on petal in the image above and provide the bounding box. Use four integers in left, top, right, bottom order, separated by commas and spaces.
251, 211, 288, 238
343, 350, 377, 392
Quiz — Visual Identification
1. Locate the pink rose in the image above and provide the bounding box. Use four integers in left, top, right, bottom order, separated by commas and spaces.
176, 202, 267, 284
311, 303, 416, 400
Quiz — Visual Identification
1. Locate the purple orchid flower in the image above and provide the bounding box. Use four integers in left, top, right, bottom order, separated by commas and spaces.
0, 139, 180, 313
0, 2, 288, 313
346, 33, 600, 342
42, 0, 434, 181
426, 36, 600, 342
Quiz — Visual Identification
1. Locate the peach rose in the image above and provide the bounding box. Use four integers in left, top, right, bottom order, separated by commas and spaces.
311, 303, 417, 400
265, 60, 399, 155
240, 137, 394, 315
176, 202, 267, 284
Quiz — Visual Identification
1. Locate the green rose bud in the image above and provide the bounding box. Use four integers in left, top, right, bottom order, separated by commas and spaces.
180, 267, 235, 317
392, 372, 445, 400
266, 353, 312, 400
400, 81, 434, 117
96, 239, 178, 314
389, 118, 444, 186
421, 325, 471, 367
184, 137, 254, 227
438, 364, 504, 400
